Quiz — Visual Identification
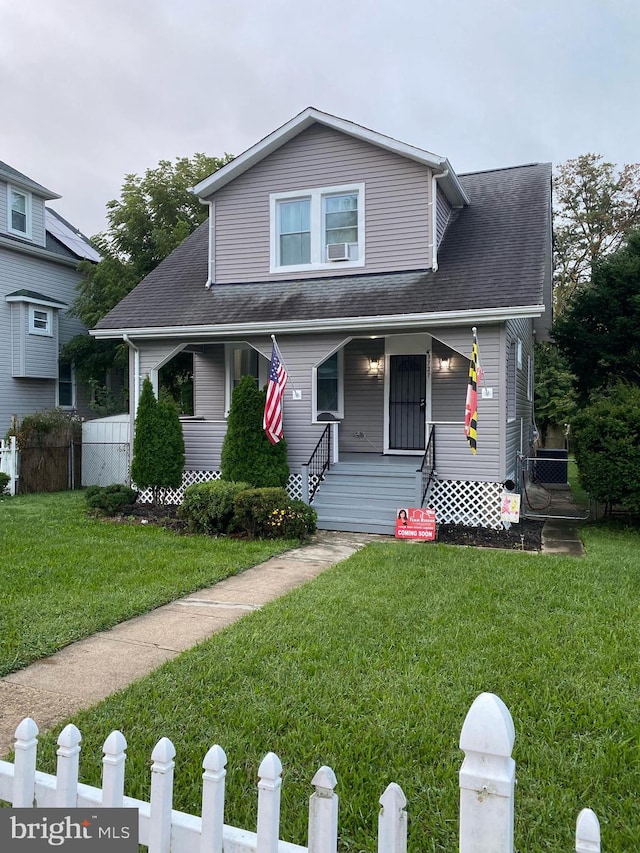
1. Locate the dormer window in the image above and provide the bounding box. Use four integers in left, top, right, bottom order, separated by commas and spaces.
8, 185, 32, 238
270, 183, 365, 273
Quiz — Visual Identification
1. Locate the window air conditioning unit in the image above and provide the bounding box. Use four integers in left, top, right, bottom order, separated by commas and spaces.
326, 242, 351, 261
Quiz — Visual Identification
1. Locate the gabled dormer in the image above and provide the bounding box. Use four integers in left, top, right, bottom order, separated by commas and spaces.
0, 161, 61, 247
192, 107, 469, 287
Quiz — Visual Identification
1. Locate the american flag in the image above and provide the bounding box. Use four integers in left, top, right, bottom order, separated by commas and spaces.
464, 329, 479, 455
264, 341, 288, 444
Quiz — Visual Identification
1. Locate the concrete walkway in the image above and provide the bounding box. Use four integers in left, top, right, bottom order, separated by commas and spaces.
0, 531, 376, 757
0, 507, 585, 758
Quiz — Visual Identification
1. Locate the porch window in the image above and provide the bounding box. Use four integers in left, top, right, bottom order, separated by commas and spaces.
314, 351, 343, 420
225, 344, 269, 415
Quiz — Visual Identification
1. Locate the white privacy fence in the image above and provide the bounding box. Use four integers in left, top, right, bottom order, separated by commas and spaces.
0, 693, 601, 852
0, 436, 18, 495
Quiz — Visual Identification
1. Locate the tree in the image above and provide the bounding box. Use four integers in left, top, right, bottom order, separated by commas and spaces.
533, 341, 577, 445
62, 152, 233, 407
553, 154, 640, 314
130, 377, 185, 503
553, 228, 640, 403
220, 376, 289, 488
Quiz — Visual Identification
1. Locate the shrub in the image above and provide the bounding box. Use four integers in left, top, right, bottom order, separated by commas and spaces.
573, 382, 640, 515
85, 484, 138, 516
131, 377, 185, 503
220, 375, 289, 487
233, 488, 317, 539
0, 472, 10, 494
179, 480, 250, 535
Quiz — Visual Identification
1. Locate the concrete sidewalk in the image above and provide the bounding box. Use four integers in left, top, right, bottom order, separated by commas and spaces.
0, 531, 376, 757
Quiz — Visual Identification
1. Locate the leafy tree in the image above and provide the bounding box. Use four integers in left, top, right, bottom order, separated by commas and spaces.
130, 377, 184, 504
553, 154, 640, 314
533, 341, 577, 444
63, 153, 233, 404
553, 229, 640, 403
220, 376, 289, 488
573, 382, 640, 515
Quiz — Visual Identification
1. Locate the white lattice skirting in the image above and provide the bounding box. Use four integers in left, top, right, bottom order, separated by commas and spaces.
427, 480, 504, 529
136, 470, 304, 504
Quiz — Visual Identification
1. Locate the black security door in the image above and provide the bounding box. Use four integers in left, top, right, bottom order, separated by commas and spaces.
389, 354, 426, 450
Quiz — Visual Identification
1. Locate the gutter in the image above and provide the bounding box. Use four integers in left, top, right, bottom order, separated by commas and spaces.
91, 304, 546, 342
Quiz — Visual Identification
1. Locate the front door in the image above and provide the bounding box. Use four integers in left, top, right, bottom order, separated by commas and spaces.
388, 354, 426, 450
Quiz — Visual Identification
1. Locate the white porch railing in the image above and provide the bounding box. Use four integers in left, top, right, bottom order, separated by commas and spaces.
0, 435, 18, 495
0, 693, 601, 852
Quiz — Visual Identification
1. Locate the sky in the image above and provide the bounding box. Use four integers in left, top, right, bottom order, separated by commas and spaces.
1, 0, 639, 239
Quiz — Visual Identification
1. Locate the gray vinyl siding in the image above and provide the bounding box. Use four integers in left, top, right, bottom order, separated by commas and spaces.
429, 325, 502, 481
436, 185, 452, 246
504, 317, 535, 479
212, 124, 432, 283
193, 346, 226, 419
0, 246, 91, 432
340, 338, 385, 454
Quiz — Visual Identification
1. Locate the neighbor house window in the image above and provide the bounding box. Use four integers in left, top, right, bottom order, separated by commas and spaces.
314, 351, 343, 420
8, 186, 31, 237
29, 306, 52, 336
58, 362, 75, 408
270, 183, 364, 272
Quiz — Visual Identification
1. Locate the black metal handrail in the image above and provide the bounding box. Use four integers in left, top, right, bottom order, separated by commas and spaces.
418, 426, 436, 506
306, 424, 332, 502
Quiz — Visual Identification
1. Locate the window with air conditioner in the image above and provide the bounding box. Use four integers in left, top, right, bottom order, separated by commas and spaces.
270, 183, 364, 272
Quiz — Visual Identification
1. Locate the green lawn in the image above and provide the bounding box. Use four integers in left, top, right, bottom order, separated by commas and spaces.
26, 519, 640, 851
0, 491, 295, 677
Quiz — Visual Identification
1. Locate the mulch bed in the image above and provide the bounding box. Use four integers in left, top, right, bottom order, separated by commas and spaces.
116, 502, 544, 551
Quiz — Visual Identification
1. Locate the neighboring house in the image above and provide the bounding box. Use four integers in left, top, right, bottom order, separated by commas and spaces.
0, 161, 101, 432
93, 108, 552, 533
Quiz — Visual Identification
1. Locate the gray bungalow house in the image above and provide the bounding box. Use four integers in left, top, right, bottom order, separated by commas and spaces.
0, 161, 100, 432
93, 108, 552, 533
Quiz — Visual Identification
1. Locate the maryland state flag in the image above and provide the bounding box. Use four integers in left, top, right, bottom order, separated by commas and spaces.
464, 328, 479, 454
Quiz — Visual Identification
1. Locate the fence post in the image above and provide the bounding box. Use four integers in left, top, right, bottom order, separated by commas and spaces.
378, 782, 407, 853
56, 724, 82, 808
101, 730, 127, 807
576, 808, 600, 853
12, 718, 39, 807
149, 737, 176, 853
256, 752, 282, 853
201, 744, 227, 853
459, 692, 515, 853
308, 765, 338, 853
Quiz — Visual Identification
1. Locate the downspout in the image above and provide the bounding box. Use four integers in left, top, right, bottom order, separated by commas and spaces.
123, 334, 140, 416
205, 200, 215, 288
431, 169, 449, 273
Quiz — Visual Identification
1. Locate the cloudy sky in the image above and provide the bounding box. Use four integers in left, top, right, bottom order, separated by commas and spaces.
2, 0, 638, 238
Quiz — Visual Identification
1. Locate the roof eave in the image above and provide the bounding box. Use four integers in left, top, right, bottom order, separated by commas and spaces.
91, 304, 545, 341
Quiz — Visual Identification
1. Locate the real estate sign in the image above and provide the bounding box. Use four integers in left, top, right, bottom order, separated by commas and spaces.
395, 507, 437, 540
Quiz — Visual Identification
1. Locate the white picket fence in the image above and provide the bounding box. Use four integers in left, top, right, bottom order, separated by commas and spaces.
0, 693, 601, 853
0, 435, 18, 495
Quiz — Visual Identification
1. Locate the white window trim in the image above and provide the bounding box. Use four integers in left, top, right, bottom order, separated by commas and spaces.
57, 363, 76, 409
269, 182, 365, 273
29, 305, 53, 337
507, 340, 517, 423
312, 349, 344, 422
517, 338, 523, 370
224, 343, 269, 416
8, 184, 32, 238
527, 354, 533, 401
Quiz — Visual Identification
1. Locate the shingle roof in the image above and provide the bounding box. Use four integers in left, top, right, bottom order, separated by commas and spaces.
95, 162, 551, 333
0, 161, 60, 200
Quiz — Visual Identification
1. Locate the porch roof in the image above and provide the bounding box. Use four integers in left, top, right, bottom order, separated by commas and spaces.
93, 162, 551, 339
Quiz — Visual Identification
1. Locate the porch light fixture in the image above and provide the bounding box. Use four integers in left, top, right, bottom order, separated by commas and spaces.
439, 357, 450, 370
369, 357, 381, 374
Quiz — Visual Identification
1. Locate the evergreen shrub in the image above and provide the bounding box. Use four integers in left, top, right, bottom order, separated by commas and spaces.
85, 484, 138, 515
179, 480, 250, 535
220, 375, 289, 487
0, 472, 10, 494
233, 488, 317, 539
